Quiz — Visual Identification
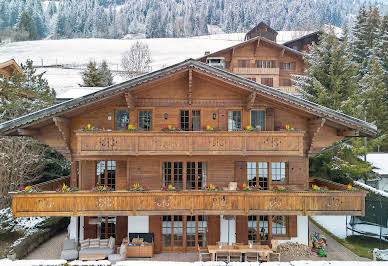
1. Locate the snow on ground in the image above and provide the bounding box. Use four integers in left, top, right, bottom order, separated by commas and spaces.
311, 216, 349, 239
365, 153, 388, 175
354, 181, 388, 198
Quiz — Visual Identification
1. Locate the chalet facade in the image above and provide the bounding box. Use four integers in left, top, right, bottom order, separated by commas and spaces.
0, 60, 375, 254
198, 34, 305, 94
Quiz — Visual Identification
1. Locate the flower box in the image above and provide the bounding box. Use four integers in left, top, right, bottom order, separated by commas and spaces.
92, 185, 114, 192
127, 183, 149, 192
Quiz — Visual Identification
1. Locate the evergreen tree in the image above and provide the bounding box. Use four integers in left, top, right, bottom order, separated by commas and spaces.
377, 15, 388, 89
0, 59, 55, 122
15, 11, 38, 40
98, 60, 113, 87
81, 61, 105, 87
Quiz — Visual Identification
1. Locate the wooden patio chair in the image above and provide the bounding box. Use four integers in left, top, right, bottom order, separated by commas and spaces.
229, 251, 242, 262
198, 246, 212, 262
215, 251, 229, 263
244, 251, 259, 262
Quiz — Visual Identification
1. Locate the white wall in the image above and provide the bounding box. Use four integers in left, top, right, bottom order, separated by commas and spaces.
79, 216, 84, 241
128, 216, 149, 233
220, 215, 236, 245
68, 217, 78, 241
278, 216, 309, 245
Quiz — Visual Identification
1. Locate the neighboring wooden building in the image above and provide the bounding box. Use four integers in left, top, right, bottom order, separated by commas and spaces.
1, 60, 375, 253
0, 59, 22, 78
198, 34, 305, 94
283, 31, 320, 53
244, 22, 278, 42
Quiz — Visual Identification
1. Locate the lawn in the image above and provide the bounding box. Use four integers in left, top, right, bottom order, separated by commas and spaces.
310, 217, 388, 259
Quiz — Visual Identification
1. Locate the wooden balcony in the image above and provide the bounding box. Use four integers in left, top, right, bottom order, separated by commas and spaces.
75, 131, 304, 156
234, 67, 279, 75
10, 190, 366, 217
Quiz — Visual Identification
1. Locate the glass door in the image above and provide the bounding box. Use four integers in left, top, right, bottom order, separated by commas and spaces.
162, 215, 183, 251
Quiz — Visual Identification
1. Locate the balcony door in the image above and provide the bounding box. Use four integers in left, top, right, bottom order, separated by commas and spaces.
96, 160, 116, 189
180, 110, 201, 131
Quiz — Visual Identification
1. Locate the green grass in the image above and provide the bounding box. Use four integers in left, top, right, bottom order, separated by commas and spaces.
310, 217, 388, 260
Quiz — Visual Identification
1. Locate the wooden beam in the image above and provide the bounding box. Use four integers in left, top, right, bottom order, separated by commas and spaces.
280, 48, 285, 58
17, 128, 39, 136
188, 69, 192, 105
307, 117, 326, 156
337, 129, 360, 137
125, 91, 136, 111
53, 116, 71, 160
246, 92, 257, 111
254, 39, 260, 56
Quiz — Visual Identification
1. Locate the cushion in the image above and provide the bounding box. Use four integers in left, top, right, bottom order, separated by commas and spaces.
79, 248, 114, 256
119, 244, 126, 258
108, 237, 115, 249
80, 239, 89, 250
63, 239, 76, 250
100, 239, 109, 248
89, 238, 100, 248
61, 249, 78, 260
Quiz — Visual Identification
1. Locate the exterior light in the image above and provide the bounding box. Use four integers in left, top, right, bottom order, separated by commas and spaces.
107, 113, 112, 121
213, 113, 216, 120
164, 113, 168, 120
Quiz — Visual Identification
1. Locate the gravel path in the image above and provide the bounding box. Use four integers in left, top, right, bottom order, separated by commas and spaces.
25, 231, 67, 259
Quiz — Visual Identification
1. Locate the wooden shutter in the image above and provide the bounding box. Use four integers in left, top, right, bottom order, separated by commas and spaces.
288, 216, 298, 237
288, 158, 308, 186
207, 215, 220, 245
149, 216, 162, 254
115, 216, 128, 245
83, 217, 97, 239
236, 216, 248, 244
70, 161, 79, 187
235, 161, 247, 185
265, 108, 274, 131
116, 161, 127, 190
80, 161, 96, 190
218, 110, 227, 131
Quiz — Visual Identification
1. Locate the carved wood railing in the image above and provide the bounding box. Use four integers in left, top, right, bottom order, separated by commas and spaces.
10, 190, 366, 217
75, 131, 304, 156
233, 68, 280, 75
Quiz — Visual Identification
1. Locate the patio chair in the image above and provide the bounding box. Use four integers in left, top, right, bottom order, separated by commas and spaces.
244, 251, 259, 262
198, 246, 212, 262
258, 252, 269, 262
229, 251, 242, 262
215, 251, 229, 263
269, 252, 280, 261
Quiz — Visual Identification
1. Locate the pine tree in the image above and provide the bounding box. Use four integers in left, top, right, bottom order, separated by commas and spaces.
0, 59, 55, 122
81, 61, 105, 87
15, 11, 38, 40
98, 61, 113, 87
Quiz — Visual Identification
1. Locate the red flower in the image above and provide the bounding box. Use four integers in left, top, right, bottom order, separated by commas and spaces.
273, 185, 279, 190
142, 185, 148, 190
286, 186, 291, 191
215, 186, 220, 190
162, 186, 168, 190
18, 186, 25, 191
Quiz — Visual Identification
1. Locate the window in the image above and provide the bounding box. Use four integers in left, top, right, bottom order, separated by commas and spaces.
251, 110, 265, 131
96, 161, 116, 189
228, 110, 241, 131
261, 78, 273, 87
180, 110, 201, 131
247, 77, 257, 82
115, 110, 129, 130
186, 162, 207, 190
238, 60, 250, 68
272, 216, 287, 236
256, 60, 275, 68
163, 162, 183, 189
99, 216, 116, 239
247, 162, 268, 190
197, 215, 207, 247
138, 110, 152, 131
186, 216, 196, 248
271, 162, 286, 183
248, 215, 269, 245
186, 215, 207, 248
280, 79, 292, 86
280, 62, 296, 70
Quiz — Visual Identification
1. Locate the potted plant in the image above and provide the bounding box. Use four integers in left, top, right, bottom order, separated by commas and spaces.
237, 183, 260, 191
92, 185, 114, 192
161, 184, 181, 191
56, 183, 79, 192
79, 124, 104, 132
203, 184, 223, 191
272, 185, 292, 192
127, 183, 149, 192
161, 125, 182, 131
18, 186, 41, 193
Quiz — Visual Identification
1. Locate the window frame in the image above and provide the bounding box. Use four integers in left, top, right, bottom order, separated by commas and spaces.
96, 160, 116, 189
271, 162, 287, 184
180, 109, 201, 131
115, 109, 129, 130
227, 110, 242, 131
99, 216, 116, 239
247, 162, 269, 190
138, 109, 152, 131
250, 109, 266, 131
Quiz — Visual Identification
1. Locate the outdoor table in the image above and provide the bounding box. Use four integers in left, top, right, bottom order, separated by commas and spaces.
207, 244, 272, 261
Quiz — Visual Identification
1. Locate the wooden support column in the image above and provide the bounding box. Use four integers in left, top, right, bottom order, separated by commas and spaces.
188, 69, 192, 105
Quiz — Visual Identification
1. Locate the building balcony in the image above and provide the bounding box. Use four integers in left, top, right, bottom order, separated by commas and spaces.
278, 86, 298, 94
10, 189, 366, 218
233, 67, 279, 75
75, 131, 304, 156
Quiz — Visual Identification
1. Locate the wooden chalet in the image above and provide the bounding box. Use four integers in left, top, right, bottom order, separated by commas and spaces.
0, 59, 22, 78
244, 22, 278, 42
283, 31, 320, 53
198, 32, 305, 94
0, 59, 376, 254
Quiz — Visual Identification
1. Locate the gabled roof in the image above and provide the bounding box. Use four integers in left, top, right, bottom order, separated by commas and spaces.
0, 59, 377, 136
247, 22, 278, 34
197, 35, 304, 61
0, 59, 23, 76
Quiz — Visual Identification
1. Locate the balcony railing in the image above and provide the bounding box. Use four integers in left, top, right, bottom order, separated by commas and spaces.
233, 68, 279, 75
75, 131, 304, 156
10, 190, 366, 217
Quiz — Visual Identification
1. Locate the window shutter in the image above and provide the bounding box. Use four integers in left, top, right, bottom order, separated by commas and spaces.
115, 216, 128, 245
235, 161, 247, 185
236, 216, 248, 244
207, 215, 220, 245
149, 216, 162, 254
83, 217, 97, 239
218, 110, 227, 131
265, 108, 274, 131
116, 161, 127, 190
288, 216, 298, 237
